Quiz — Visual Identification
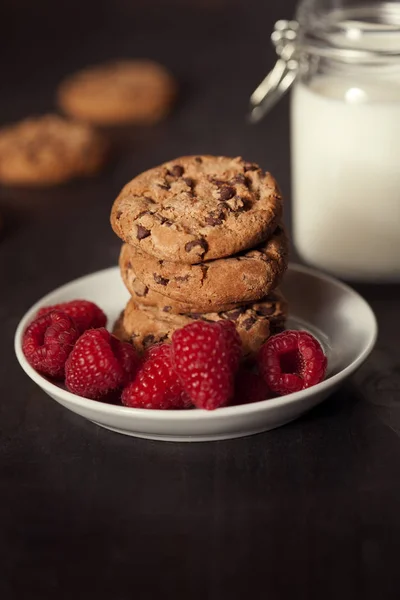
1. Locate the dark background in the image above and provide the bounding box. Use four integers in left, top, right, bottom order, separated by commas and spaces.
1, 0, 400, 598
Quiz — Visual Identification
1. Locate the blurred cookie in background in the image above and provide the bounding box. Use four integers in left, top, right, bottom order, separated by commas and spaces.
0, 114, 108, 187
57, 59, 177, 126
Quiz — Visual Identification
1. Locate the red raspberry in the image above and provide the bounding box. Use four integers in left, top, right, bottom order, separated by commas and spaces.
22, 310, 79, 379
122, 343, 191, 410
233, 367, 272, 405
114, 341, 141, 384
218, 320, 243, 370
37, 300, 106, 334
257, 330, 327, 395
171, 320, 242, 410
65, 328, 140, 399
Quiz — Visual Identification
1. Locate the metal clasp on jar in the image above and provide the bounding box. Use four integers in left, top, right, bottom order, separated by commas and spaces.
249, 20, 299, 123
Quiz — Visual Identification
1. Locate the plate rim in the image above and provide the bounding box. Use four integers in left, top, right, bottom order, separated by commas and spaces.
14, 263, 378, 421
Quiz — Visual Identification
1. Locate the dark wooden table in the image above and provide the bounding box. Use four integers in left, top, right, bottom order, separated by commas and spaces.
1, 1, 400, 598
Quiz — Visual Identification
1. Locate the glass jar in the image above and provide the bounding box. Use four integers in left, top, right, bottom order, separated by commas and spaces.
250, 0, 400, 282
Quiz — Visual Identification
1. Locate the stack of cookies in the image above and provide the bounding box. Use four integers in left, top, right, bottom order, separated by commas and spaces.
111, 155, 289, 357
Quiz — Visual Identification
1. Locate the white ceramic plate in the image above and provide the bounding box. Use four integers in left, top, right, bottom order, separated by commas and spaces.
14, 264, 377, 442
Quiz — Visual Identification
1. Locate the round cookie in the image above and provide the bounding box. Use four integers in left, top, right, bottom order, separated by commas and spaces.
0, 114, 107, 186
120, 243, 288, 317
119, 243, 245, 313
119, 225, 288, 311
58, 60, 176, 125
113, 292, 287, 357
111, 155, 282, 264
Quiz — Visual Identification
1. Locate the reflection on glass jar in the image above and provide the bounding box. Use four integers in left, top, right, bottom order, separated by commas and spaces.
250, 0, 400, 282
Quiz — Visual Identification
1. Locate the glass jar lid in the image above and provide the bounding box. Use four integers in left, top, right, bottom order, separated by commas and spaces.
249, 1, 400, 123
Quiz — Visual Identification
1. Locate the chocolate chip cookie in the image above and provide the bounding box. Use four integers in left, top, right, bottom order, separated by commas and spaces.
120, 243, 245, 313
118, 225, 288, 311
111, 155, 282, 264
0, 114, 107, 186
58, 59, 176, 125
113, 290, 287, 356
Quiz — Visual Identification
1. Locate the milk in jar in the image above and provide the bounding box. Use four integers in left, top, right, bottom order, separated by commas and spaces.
292, 76, 400, 281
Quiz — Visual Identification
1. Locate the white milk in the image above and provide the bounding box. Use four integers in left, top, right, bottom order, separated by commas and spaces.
291, 76, 400, 281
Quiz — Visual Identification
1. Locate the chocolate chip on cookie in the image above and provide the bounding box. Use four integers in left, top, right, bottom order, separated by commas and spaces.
111, 155, 282, 264
153, 274, 169, 286
0, 114, 107, 187
169, 165, 184, 177
136, 225, 151, 240
184, 239, 208, 254
205, 209, 226, 226
218, 185, 236, 201
58, 59, 177, 125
